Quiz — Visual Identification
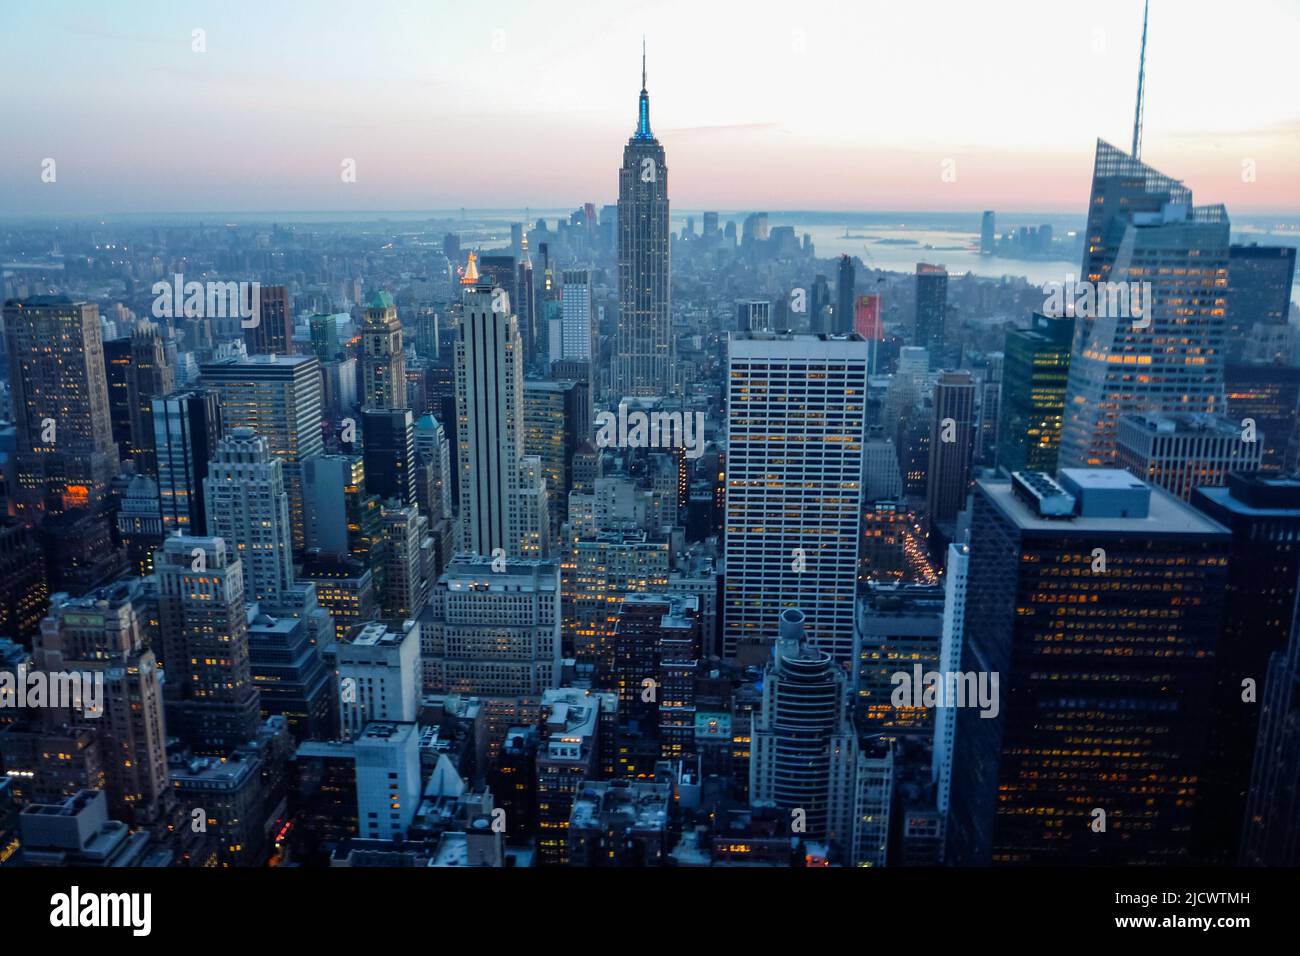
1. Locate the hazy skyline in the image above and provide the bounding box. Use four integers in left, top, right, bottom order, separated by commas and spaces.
4, 0, 1298, 215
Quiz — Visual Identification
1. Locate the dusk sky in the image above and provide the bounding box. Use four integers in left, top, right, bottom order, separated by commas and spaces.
3, 0, 1298, 216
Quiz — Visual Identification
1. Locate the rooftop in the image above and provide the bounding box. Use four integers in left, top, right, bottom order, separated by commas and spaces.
980, 474, 1229, 537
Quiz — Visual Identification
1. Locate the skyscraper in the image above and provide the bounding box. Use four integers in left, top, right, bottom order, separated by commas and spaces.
204, 427, 296, 605
835, 255, 856, 335
1059, 141, 1230, 468
560, 268, 594, 361
997, 312, 1074, 473
105, 320, 175, 477
853, 583, 945, 737
201, 352, 324, 552
810, 274, 832, 335
155, 535, 261, 754
947, 470, 1230, 865
1191, 474, 1300, 861
1225, 362, 1300, 473
455, 263, 547, 557
360, 290, 406, 410
518, 237, 537, 368
749, 608, 857, 844
361, 408, 416, 507
152, 389, 222, 536
926, 371, 976, 526
243, 284, 294, 357
0, 519, 48, 643
737, 300, 772, 334
1227, 244, 1296, 344
614, 49, 672, 398
724, 332, 869, 663
116, 474, 163, 576
1241, 579, 1300, 866
4, 296, 120, 516
377, 502, 427, 621
612, 592, 701, 767
523, 379, 585, 533
914, 264, 948, 366
414, 413, 453, 523
980, 210, 996, 255
36, 580, 170, 825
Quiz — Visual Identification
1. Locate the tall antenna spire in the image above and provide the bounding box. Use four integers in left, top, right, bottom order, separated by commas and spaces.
1131, 0, 1149, 160
633, 38, 653, 140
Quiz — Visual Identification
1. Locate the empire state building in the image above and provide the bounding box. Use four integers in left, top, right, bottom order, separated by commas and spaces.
614, 48, 672, 398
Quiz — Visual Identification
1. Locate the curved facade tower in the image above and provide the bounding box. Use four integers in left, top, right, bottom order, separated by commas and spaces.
614, 49, 672, 398
749, 608, 856, 843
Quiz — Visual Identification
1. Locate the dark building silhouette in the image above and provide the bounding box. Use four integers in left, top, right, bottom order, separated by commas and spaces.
244, 284, 294, 356
1191, 474, 1300, 861
835, 255, 856, 335
949, 470, 1229, 865
361, 408, 416, 507
926, 371, 976, 526
914, 264, 948, 367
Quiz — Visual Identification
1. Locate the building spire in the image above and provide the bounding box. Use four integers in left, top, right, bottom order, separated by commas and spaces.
1132, 0, 1149, 160
634, 39, 653, 140
461, 251, 479, 286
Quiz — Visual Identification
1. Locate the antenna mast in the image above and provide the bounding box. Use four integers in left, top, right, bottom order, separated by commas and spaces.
1132, 0, 1149, 159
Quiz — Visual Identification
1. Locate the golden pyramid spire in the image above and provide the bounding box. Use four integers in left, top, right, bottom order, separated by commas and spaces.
461, 251, 479, 285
